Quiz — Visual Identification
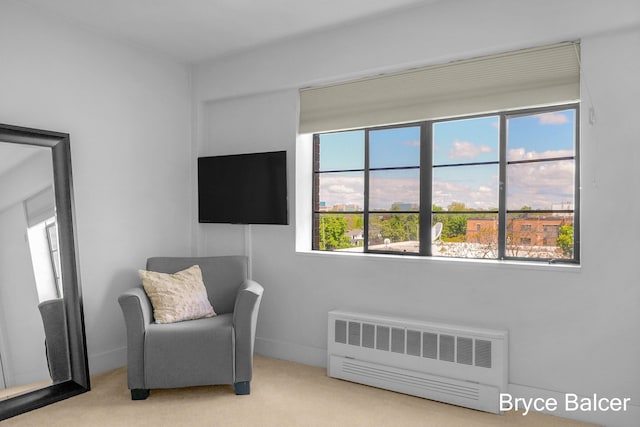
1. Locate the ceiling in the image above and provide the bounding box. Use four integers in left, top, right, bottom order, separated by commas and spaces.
22, 0, 436, 64
0, 142, 46, 177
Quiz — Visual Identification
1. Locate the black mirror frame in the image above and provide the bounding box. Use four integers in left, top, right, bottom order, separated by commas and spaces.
0, 123, 90, 421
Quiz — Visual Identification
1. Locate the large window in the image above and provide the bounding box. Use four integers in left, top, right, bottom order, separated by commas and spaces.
27, 217, 63, 301
312, 104, 579, 263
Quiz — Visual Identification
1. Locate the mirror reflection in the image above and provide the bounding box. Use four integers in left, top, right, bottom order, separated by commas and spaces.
0, 141, 69, 401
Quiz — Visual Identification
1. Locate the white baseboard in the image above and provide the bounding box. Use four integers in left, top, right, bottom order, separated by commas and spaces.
508, 383, 639, 427
88, 346, 127, 376
95, 339, 324, 377
255, 336, 326, 368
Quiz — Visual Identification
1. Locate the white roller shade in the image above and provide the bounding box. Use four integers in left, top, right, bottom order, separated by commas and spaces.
299, 42, 580, 134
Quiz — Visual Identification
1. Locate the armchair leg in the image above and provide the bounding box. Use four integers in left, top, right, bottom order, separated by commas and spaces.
234, 381, 250, 395
131, 389, 150, 400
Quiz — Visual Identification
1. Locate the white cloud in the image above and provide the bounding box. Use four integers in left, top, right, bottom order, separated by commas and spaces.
449, 140, 493, 160
508, 148, 573, 161
370, 177, 419, 210
319, 156, 574, 213
432, 179, 497, 210
327, 184, 356, 194
506, 160, 574, 209
535, 112, 570, 125
319, 174, 363, 207
431, 158, 574, 211
319, 174, 421, 210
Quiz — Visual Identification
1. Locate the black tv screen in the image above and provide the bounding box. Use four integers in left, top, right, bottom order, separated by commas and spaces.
198, 150, 288, 225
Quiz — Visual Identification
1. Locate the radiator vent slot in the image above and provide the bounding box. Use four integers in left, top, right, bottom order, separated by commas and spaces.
349, 321, 360, 345
406, 330, 421, 356
376, 326, 389, 351
475, 339, 492, 368
457, 337, 473, 365
328, 311, 508, 414
335, 321, 492, 368
439, 334, 455, 362
335, 320, 347, 344
391, 328, 405, 353
362, 323, 375, 348
422, 332, 437, 359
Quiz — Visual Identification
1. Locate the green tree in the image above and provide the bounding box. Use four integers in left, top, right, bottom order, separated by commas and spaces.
406, 214, 419, 241
447, 202, 467, 212
380, 214, 405, 241
379, 213, 419, 242
319, 215, 352, 250
447, 215, 468, 239
344, 214, 363, 232
557, 225, 573, 257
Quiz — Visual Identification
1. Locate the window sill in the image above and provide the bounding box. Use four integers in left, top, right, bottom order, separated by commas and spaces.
295, 249, 581, 273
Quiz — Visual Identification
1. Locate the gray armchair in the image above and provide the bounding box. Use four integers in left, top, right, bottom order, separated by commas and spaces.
118, 256, 263, 400
38, 298, 71, 384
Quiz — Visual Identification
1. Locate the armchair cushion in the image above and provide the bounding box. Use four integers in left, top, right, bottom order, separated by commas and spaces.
140, 264, 216, 324
144, 314, 234, 388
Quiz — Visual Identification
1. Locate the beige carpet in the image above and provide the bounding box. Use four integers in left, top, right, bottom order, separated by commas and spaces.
4, 355, 597, 427
0, 379, 51, 401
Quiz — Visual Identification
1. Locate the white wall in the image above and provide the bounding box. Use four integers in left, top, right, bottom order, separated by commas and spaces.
194, 1, 640, 426
0, 0, 193, 374
1, 0, 636, 425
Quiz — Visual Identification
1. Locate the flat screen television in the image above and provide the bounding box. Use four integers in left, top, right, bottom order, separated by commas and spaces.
198, 150, 288, 225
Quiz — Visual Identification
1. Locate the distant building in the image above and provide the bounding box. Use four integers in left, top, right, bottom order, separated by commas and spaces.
391, 202, 419, 211
347, 229, 364, 246
465, 218, 498, 244
466, 216, 573, 246
332, 204, 360, 212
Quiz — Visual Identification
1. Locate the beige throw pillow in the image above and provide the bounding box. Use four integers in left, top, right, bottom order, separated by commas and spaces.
140, 265, 216, 324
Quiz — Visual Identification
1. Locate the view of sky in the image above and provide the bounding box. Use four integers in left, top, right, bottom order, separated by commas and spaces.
317, 109, 575, 212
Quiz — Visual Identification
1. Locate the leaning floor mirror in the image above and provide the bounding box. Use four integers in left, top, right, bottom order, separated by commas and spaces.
0, 123, 89, 420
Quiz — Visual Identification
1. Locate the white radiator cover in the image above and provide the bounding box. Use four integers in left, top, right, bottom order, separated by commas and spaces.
327, 310, 508, 414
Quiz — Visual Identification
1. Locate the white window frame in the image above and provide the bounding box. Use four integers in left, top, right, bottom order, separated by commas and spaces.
308, 103, 580, 264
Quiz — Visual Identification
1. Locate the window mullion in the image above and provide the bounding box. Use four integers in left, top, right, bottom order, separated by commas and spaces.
573, 104, 581, 262
498, 114, 507, 260
363, 129, 371, 251
420, 121, 432, 256
312, 134, 320, 250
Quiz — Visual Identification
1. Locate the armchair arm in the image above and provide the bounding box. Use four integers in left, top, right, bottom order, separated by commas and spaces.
118, 287, 153, 389
232, 279, 264, 383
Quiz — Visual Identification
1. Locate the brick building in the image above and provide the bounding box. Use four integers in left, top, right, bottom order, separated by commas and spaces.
466, 216, 573, 247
